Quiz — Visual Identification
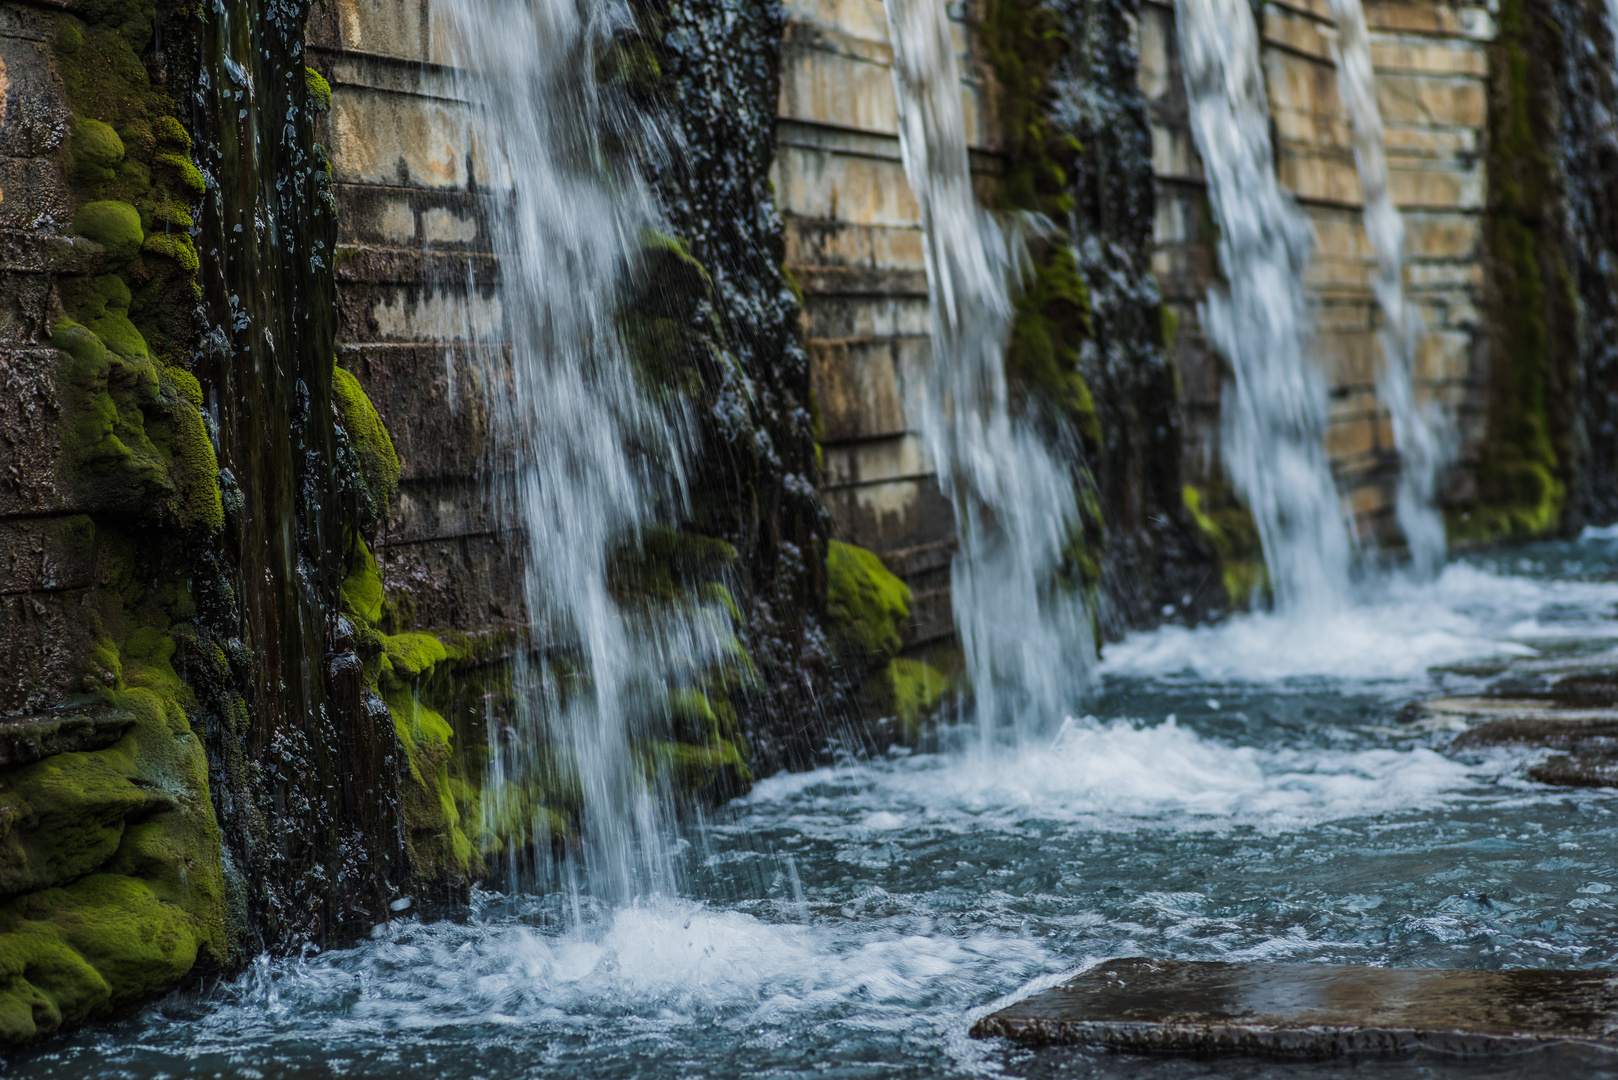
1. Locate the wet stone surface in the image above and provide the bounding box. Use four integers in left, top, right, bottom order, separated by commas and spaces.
973, 958, 1618, 1056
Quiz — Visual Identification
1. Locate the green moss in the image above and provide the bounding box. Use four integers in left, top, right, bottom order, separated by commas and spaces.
152, 152, 205, 199
826, 540, 910, 658
70, 118, 123, 183
0, 615, 229, 1045
60, 275, 149, 362
1183, 483, 1265, 608
332, 364, 401, 517
1004, 240, 1096, 436
71, 200, 143, 263
341, 536, 385, 625
141, 233, 199, 273
304, 67, 331, 112
641, 739, 752, 806
151, 115, 191, 150
886, 658, 948, 738
157, 367, 224, 532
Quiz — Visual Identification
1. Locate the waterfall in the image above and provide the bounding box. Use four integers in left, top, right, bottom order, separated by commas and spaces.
439, 0, 721, 900
1326, 0, 1451, 577
882, 0, 1095, 738
1174, 0, 1354, 611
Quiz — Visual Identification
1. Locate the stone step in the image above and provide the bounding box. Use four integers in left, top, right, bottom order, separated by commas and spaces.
972, 958, 1618, 1056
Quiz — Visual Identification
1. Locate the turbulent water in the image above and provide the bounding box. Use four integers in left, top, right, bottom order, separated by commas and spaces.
23, 535, 1618, 1079
439, 0, 726, 898
882, 0, 1095, 735
1324, 0, 1451, 577
1175, 0, 1355, 611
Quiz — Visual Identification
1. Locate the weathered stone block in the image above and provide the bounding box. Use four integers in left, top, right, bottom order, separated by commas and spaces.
821, 475, 953, 553
338, 342, 499, 482
773, 144, 921, 228
810, 336, 920, 441
329, 89, 490, 191
0, 516, 94, 594
822, 432, 931, 487
801, 293, 929, 337
780, 28, 898, 132
338, 281, 503, 344
1375, 73, 1486, 129
0, 589, 93, 716
1369, 36, 1487, 77
376, 533, 526, 632
783, 217, 925, 271
0, 346, 64, 515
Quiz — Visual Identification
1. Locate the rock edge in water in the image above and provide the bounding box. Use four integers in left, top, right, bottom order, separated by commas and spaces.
971, 958, 1618, 1056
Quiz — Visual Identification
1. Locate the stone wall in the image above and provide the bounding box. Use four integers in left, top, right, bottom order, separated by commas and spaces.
1142, 0, 1495, 545
306, 0, 526, 642
777, 0, 1000, 650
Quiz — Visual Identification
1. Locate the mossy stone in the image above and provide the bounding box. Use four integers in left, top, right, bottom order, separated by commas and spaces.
887, 658, 948, 736
141, 233, 199, 273
332, 365, 401, 517
71, 118, 123, 176
305, 67, 332, 112
71, 200, 143, 263
826, 540, 911, 659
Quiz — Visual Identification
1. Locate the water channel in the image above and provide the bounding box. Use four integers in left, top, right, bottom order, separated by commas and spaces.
18, 536, 1618, 1078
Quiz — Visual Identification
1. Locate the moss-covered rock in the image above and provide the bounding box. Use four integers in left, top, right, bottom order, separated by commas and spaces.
886, 657, 948, 738
0, 564, 231, 1045
304, 67, 331, 113
826, 540, 911, 659
332, 364, 402, 519
1182, 483, 1265, 609
71, 200, 143, 262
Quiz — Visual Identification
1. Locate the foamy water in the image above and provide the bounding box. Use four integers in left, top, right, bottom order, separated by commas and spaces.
1103, 561, 1618, 683
20, 543, 1618, 1080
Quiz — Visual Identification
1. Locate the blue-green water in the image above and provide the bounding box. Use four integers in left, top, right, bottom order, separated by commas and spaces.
17, 540, 1618, 1078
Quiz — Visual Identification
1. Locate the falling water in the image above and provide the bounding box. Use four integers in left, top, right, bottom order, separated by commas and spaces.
438, 0, 722, 900
1175, 0, 1355, 611
882, 0, 1095, 738
1326, 0, 1451, 577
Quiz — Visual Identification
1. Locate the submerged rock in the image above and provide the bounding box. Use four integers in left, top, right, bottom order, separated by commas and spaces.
972, 957, 1618, 1056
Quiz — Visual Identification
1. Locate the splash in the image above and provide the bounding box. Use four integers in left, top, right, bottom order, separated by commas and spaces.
881, 0, 1094, 740
1175, 0, 1354, 611
438, 0, 723, 899
1325, 0, 1452, 576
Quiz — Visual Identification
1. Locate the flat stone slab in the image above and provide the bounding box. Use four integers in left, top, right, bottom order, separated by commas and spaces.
972, 958, 1618, 1057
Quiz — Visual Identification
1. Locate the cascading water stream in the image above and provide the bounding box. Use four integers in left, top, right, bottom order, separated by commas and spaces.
1325, 0, 1452, 577
438, 0, 723, 902
1174, 0, 1354, 612
881, 0, 1095, 739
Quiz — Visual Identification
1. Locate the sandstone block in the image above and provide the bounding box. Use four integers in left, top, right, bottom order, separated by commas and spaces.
821, 432, 932, 487
1376, 73, 1486, 129
809, 336, 917, 441
1370, 36, 1487, 77
773, 144, 920, 227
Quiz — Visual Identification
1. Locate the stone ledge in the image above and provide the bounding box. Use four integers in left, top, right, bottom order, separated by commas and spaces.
337, 244, 498, 285
974, 958, 1618, 1056
0, 707, 134, 767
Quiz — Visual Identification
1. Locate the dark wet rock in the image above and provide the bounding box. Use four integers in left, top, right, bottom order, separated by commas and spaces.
1529, 755, 1618, 788
0, 707, 134, 767
972, 958, 1618, 1056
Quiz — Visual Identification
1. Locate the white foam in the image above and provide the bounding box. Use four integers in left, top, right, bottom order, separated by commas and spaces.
181, 899, 1053, 1044
1102, 562, 1618, 682
744, 715, 1487, 834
